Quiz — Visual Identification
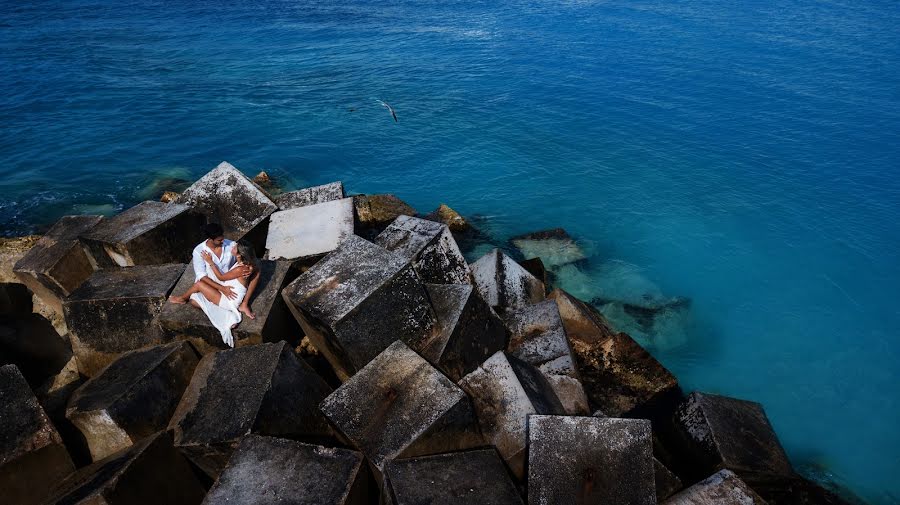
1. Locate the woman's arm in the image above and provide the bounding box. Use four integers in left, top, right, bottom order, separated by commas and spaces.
201, 251, 250, 281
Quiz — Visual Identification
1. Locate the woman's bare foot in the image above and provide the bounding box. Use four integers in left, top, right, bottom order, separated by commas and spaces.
239, 305, 256, 319
168, 295, 186, 304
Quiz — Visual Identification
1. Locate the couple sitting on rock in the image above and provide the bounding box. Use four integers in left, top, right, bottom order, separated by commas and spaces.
168, 223, 260, 347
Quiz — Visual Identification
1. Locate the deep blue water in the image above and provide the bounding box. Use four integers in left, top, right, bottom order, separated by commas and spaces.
2, 0, 899, 501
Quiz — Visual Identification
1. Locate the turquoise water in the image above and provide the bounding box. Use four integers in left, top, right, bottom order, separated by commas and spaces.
2, 1, 899, 501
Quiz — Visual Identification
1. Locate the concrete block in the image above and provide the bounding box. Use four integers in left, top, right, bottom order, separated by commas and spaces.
282, 235, 437, 381
662, 469, 767, 505
63, 264, 185, 377
527, 415, 655, 505
275, 181, 345, 210
265, 198, 355, 261
12, 215, 103, 314
549, 288, 616, 346
0, 365, 74, 505
320, 341, 482, 475
747, 474, 856, 505
510, 228, 586, 269
656, 457, 684, 501
66, 341, 200, 461
36, 354, 92, 467
203, 435, 368, 505
0, 281, 32, 317
470, 248, 544, 312
353, 194, 417, 238
384, 448, 523, 505
168, 341, 333, 479
80, 202, 204, 268
505, 300, 589, 415
518, 257, 547, 287
44, 431, 206, 505
0, 312, 72, 387
375, 215, 470, 284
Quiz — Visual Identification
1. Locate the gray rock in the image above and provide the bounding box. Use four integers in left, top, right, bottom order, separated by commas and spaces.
375, 215, 470, 285
510, 228, 586, 269
470, 248, 545, 313
384, 448, 523, 505
281, 235, 437, 381
44, 431, 206, 505
320, 341, 483, 476
63, 264, 185, 377
12, 215, 103, 314
527, 415, 656, 505
203, 435, 368, 505
265, 198, 355, 261
168, 342, 333, 479
80, 202, 204, 268
275, 181, 345, 210
662, 469, 767, 505
0, 365, 74, 505
66, 341, 200, 461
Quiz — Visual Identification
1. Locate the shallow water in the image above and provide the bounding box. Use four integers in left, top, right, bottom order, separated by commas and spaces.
2, 1, 899, 501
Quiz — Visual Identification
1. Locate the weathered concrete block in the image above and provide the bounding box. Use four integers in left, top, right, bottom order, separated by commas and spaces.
63, 264, 185, 377
663, 469, 767, 505
158, 261, 299, 351
282, 235, 437, 381
353, 194, 417, 238
549, 288, 616, 345
656, 457, 684, 501
275, 181, 345, 210
0, 365, 74, 505
375, 215, 470, 284
320, 341, 483, 475
421, 283, 506, 381
518, 257, 547, 287
44, 431, 206, 505
0, 312, 72, 387
36, 354, 92, 467
505, 300, 589, 415
471, 248, 545, 312
510, 228, 586, 269
527, 415, 655, 505
67, 341, 200, 461
203, 435, 368, 505
80, 202, 204, 267
459, 351, 564, 479
265, 197, 355, 261
12, 215, 103, 314
746, 474, 855, 505
384, 448, 523, 505
168, 341, 333, 479
0, 281, 32, 317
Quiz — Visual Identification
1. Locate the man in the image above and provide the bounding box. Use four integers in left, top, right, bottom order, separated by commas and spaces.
192, 223, 259, 319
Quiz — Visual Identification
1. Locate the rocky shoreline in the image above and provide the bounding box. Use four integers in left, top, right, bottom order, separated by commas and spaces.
0, 161, 859, 504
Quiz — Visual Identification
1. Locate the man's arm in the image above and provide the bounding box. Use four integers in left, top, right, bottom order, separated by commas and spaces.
192, 247, 208, 282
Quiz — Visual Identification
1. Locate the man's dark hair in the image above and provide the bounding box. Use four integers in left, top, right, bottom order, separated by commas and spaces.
202, 223, 225, 240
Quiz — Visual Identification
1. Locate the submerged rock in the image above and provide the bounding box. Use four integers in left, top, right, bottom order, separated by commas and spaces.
510, 227, 586, 269
353, 194, 417, 238
663, 469, 768, 505
265, 197, 355, 262
275, 181, 345, 210
375, 215, 470, 285
470, 248, 545, 313
160, 190, 180, 203
422, 203, 470, 234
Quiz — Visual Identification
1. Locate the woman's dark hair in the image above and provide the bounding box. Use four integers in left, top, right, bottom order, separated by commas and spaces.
202, 223, 224, 240
235, 240, 259, 269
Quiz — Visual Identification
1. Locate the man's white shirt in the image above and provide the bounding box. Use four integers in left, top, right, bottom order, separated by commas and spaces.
192, 239, 236, 282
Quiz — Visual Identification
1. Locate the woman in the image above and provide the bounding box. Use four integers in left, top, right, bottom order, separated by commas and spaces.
168, 240, 260, 347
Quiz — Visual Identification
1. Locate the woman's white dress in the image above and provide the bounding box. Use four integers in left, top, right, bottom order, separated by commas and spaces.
190, 264, 247, 347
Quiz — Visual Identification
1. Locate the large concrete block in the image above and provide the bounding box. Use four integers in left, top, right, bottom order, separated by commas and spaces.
0, 365, 74, 505
0, 281, 32, 317
157, 261, 299, 351
265, 198, 355, 261
421, 283, 506, 381
459, 351, 564, 479
663, 469, 767, 505
176, 161, 277, 241
12, 215, 103, 314
746, 474, 856, 505
0, 312, 72, 387
470, 248, 545, 313
80, 202, 204, 268
168, 341, 333, 479
275, 181, 345, 210
375, 215, 470, 284
36, 354, 92, 467
655, 457, 684, 501
203, 435, 368, 505
527, 415, 656, 505
505, 300, 589, 415
353, 194, 417, 238
549, 288, 616, 345
384, 449, 523, 505
320, 341, 482, 475
282, 235, 437, 381
66, 341, 200, 461
510, 228, 586, 268
63, 264, 185, 377
44, 431, 206, 505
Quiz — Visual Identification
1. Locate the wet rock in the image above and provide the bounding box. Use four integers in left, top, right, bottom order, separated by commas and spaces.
384, 448, 523, 505
504, 300, 589, 414
663, 469, 767, 505
470, 248, 545, 313
160, 190, 180, 203
252, 171, 275, 193
80, 202, 204, 267
66, 341, 200, 461
422, 203, 470, 234
421, 283, 507, 381
510, 228, 586, 269
203, 435, 369, 505
44, 431, 206, 505
265, 197, 355, 262
353, 194, 417, 238
13, 215, 103, 314
517, 257, 547, 287
281, 235, 437, 381
0, 365, 75, 505
0, 313, 72, 387
375, 215, 470, 285
527, 415, 655, 505
275, 181, 346, 210
63, 264, 185, 377
168, 341, 333, 479
320, 341, 483, 476
656, 458, 684, 501
459, 351, 564, 479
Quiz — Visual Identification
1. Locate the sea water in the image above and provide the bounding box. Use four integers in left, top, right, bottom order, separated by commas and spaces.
1, 1, 898, 502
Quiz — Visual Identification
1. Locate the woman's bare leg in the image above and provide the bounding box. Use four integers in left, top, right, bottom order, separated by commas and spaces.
239, 272, 260, 319
169, 280, 222, 305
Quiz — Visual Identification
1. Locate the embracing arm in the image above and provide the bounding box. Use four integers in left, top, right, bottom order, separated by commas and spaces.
201, 251, 250, 281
